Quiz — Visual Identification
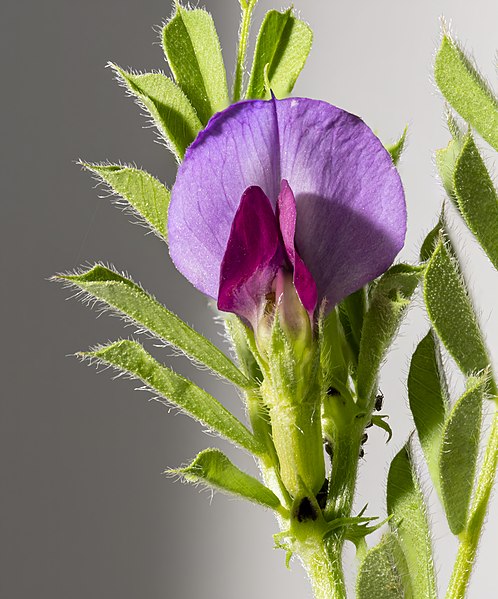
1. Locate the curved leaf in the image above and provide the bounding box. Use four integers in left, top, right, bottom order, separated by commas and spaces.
82, 340, 263, 455
162, 6, 229, 124
424, 238, 490, 377
112, 66, 202, 159
357, 264, 422, 405
454, 134, 498, 271
435, 34, 498, 152
357, 533, 413, 599
387, 444, 437, 598
55, 265, 253, 390
82, 163, 169, 240
439, 376, 486, 534
408, 330, 449, 490
171, 448, 281, 509
246, 8, 312, 100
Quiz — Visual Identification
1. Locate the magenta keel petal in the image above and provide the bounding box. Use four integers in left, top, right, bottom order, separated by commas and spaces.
277, 180, 317, 315
218, 186, 281, 325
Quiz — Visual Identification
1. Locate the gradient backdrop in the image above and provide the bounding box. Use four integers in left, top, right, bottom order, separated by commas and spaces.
3, 1, 498, 597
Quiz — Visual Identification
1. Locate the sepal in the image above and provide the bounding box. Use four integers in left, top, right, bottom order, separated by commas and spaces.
386, 126, 408, 165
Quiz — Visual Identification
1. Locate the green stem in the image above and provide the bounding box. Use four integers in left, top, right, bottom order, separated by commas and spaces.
299, 536, 347, 599
232, 0, 257, 102
446, 406, 498, 599
325, 423, 363, 521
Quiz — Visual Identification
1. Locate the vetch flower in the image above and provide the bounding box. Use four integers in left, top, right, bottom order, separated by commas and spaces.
168, 97, 406, 336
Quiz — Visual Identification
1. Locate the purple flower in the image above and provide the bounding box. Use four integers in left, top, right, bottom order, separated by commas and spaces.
168, 97, 406, 330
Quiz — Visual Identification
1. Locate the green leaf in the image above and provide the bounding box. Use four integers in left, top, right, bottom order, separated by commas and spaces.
56, 265, 253, 390
339, 287, 366, 360
162, 6, 229, 125
424, 238, 490, 377
386, 126, 408, 165
356, 264, 422, 405
439, 375, 486, 534
408, 330, 449, 491
387, 444, 438, 598
171, 448, 281, 509
420, 213, 445, 263
453, 134, 498, 271
435, 34, 498, 152
82, 163, 170, 240
246, 8, 312, 100
357, 533, 413, 599
436, 127, 465, 200
83, 340, 263, 455
111, 65, 202, 160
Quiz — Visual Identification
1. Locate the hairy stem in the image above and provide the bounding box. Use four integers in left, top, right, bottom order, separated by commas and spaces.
232, 0, 257, 102
446, 406, 498, 599
300, 537, 347, 599
326, 423, 363, 521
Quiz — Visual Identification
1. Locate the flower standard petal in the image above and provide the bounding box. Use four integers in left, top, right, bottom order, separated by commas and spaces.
218, 186, 282, 326
276, 98, 406, 307
168, 97, 406, 309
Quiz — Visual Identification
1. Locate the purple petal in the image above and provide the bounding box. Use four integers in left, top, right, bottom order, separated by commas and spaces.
168, 97, 406, 309
275, 98, 406, 307
277, 180, 317, 315
168, 100, 280, 299
217, 186, 281, 325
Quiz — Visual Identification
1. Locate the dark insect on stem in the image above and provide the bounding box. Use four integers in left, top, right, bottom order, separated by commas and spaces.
327, 386, 339, 396
375, 391, 384, 411
296, 497, 318, 522
359, 447, 365, 459
365, 420, 373, 429
361, 432, 368, 445
316, 478, 329, 511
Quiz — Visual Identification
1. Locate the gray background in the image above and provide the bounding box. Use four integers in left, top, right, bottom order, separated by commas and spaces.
2, 0, 498, 597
